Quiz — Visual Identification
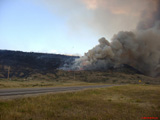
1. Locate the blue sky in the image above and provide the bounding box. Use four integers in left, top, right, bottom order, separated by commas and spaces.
0, 0, 142, 55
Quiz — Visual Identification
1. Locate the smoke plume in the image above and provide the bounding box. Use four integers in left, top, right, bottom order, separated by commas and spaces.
70, 0, 160, 77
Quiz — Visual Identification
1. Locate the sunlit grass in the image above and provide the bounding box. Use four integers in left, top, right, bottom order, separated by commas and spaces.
0, 84, 159, 120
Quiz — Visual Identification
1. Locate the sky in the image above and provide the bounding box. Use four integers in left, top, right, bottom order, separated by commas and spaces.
0, 0, 150, 56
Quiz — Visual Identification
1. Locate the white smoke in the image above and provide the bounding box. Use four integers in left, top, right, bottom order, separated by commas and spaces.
70, 0, 160, 77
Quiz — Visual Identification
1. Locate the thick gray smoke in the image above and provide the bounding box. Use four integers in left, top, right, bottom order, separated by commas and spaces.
70, 0, 160, 77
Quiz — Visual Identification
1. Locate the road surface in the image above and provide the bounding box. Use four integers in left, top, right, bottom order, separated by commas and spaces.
0, 85, 115, 99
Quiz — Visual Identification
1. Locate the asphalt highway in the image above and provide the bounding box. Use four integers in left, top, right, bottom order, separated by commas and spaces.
0, 85, 115, 98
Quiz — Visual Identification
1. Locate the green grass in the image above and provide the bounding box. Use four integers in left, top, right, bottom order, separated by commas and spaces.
0, 84, 160, 120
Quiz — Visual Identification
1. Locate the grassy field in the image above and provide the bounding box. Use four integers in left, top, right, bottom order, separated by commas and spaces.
0, 70, 159, 88
0, 79, 102, 88
0, 84, 160, 120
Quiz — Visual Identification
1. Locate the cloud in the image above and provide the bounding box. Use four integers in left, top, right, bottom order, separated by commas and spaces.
40, 0, 153, 39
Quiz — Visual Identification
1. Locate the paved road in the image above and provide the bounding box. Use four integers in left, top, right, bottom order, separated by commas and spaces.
0, 85, 115, 98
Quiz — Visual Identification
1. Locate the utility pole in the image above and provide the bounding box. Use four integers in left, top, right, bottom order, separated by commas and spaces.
8, 66, 10, 80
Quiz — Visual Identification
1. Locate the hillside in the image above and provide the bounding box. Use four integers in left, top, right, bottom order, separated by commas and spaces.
0, 50, 78, 78
0, 50, 159, 86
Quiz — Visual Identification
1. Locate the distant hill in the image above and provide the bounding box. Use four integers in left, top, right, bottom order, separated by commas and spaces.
0, 50, 79, 78
0, 50, 145, 79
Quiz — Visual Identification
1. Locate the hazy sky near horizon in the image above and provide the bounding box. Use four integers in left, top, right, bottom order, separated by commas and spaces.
0, 0, 150, 55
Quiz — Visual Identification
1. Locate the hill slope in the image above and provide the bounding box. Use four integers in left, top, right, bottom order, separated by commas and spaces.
0, 50, 78, 78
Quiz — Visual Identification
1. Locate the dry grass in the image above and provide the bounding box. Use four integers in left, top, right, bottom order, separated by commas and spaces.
0, 79, 101, 88
0, 84, 160, 120
0, 70, 159, 89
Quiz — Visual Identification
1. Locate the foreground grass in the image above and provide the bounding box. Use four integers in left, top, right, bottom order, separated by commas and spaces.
0, 85, 160, 120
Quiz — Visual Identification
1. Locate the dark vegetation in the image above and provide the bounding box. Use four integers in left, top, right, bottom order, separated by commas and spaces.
0, 50, 78, 78
0, 50, 142, 79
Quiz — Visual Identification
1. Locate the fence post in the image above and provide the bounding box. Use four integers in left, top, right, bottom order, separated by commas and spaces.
8, 66, 10, 80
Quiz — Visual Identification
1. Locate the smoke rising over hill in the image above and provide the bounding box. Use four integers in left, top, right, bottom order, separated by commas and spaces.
70, 0, 160, 77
